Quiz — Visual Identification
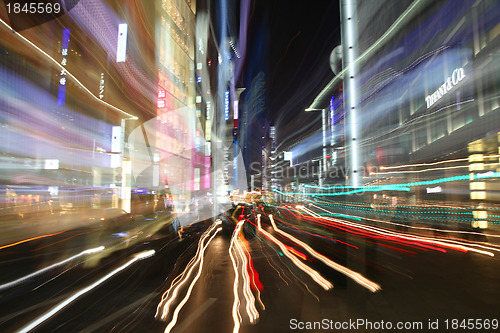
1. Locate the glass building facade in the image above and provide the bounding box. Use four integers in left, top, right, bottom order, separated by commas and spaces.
340, 0, 500, 230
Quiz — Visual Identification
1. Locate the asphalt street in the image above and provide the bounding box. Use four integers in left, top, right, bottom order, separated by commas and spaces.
1, 205, 499, 333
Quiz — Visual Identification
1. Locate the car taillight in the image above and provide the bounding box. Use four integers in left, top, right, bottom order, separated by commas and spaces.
100, 216, 105, 221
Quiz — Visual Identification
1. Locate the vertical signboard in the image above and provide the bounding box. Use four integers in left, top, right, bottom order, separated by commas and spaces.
233, 100, 238, 127
204, 156, 210, 189
110, 126, 122, 168
117, 23, 128, 62
57, 28, 70, 105
224, 90, 230, 121
194, 168, 200, 191
99, 73, 105, 99
284, 151, 293, 166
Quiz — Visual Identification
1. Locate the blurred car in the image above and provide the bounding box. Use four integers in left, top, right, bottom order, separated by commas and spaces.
257, 204, 279, 217
81, 207, 134, 229
178, 221, 207, 239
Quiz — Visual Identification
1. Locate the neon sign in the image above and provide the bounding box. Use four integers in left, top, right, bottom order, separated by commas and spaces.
99, 73, 104, 99
57, 28, 70, 106
425, 68, 465, 109
224, 90, 230, 121
117, 24, 128, 62
426, 186, 442, 193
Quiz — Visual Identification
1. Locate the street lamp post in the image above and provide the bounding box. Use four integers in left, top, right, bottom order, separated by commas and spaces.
341, 0, 361, 188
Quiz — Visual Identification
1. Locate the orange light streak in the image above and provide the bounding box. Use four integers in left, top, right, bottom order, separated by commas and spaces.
0, 231, 66, 251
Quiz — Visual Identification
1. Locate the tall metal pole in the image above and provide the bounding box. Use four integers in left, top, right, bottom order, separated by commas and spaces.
341, 0, 361, 188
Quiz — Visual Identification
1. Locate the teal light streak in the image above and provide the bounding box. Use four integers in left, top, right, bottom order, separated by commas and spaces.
276, 172, 500, 196
274, 186, 410, 196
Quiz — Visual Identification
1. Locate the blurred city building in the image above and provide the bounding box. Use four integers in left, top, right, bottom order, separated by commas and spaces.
270, 0, 500, 231
0, 0, 156, 218
350, 0, 499, 230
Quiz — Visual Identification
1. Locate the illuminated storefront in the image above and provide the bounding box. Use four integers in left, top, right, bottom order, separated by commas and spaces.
156, 0, 209, 211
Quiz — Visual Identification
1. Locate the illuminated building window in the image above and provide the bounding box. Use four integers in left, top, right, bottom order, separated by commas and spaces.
469, 182, 485, 190
469, 163, 484, 171
470, 191, 486, 200
472, 211, 487, 219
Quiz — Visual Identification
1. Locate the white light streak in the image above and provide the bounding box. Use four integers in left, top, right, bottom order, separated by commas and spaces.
0, 18, 138, 120
229, 221, 244, 333
374, 162, 500, 175
310, 204, 495, 257
257, 215, 333, 290
300, 206, 322, 218
269, 215, 381, 292
308, 200, 500, 240
379, 154, 500, 170
17, 249, 155, 333
156, 221, 221, 321
0, 246, 105, 291
162, 227, 222, 333
231, 221, 259, 327
308, 0, 426, 110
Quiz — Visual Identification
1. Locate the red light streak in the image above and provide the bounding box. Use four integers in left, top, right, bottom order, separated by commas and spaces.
246, 253, 263, 291
274, 216, 359, 249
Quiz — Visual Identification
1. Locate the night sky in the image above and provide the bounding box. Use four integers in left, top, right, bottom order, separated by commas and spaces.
246, 0, 341, 150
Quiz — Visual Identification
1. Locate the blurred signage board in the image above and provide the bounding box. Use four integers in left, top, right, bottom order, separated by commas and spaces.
110, 155, 121, 169
111, 126, 122, 152
426, 186, 442, 193
117, 24, 128, 62
425, 68, 464, 108
270, 126, 275, 139
284, 151, 292, 166
99, 73, 105, 99
44, 159, 59, 170
224, 90, 230, 120
57, 28, 70, 105
194, 168, 200, 191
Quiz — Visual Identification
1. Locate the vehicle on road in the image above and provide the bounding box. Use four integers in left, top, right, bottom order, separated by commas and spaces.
80, 207, 134, 229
